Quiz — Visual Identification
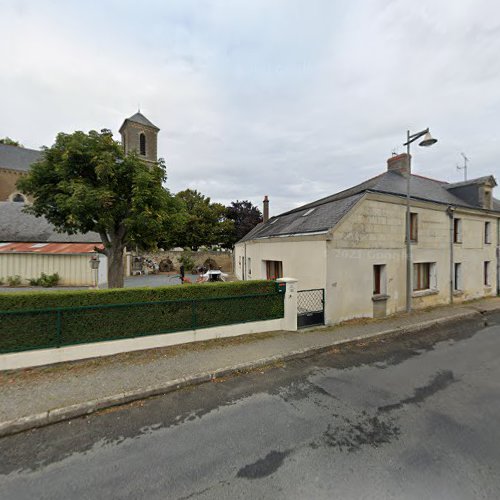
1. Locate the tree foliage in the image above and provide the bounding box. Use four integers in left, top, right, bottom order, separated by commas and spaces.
0, 137, 23, 147
225, 200, 262, 247
167, 189, 233, 250
17, 129, 182, 287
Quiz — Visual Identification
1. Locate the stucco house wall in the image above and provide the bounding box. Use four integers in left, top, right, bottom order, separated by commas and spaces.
234, 237, 327, 291
325, 195, 498, 323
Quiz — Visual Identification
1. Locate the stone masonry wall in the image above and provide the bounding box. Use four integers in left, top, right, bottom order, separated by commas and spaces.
141, 250, 233, 273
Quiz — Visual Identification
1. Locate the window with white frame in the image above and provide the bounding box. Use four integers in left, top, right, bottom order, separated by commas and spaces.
413, 262, 437, 291
485, 221, 492, 244
454, 263, 462, 291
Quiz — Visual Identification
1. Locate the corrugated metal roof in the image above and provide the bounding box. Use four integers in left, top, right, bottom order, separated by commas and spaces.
0, 242, 103, 254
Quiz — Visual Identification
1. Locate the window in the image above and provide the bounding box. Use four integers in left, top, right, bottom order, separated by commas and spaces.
485, 222, 492, 244
409, 212, 418, 242
238, 256, 241, 267
453, 218, 462, 243
454, 263, 462, 291
484, 261, 491, 286
413, 262, 436, 291
265, 260, 283, 280
139, 133, 146, 156
373, 264, 386, 295
247, 257, 251, 275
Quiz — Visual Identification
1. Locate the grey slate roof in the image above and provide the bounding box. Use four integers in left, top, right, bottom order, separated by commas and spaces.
240, 170, 500, 243
0, 143, 42, 172
119, 112, 160, 133
0, 202, 101, 243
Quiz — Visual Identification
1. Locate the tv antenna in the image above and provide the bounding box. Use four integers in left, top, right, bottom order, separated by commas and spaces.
456, 152, 469, 181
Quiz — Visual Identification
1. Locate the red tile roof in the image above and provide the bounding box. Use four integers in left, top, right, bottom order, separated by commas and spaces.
0, 242, 103, 254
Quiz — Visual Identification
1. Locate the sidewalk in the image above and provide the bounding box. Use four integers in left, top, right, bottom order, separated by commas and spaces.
1, 297, 499, 437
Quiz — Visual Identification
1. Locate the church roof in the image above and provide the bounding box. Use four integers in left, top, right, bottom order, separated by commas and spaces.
0, 202, 101, 243
119, 112, 160, 133
0, 143, 42, 172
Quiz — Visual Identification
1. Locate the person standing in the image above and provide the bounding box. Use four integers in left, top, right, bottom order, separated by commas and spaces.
180, 264, 185, 284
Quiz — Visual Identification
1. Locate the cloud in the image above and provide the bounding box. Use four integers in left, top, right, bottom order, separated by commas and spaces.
1, 0, 499, 215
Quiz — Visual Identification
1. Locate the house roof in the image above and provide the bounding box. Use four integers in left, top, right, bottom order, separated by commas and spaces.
239, 170, 500, 243
0, 143, 43, 172
0, 202, 101, 243
0, 242, 103, 254
119, 112, 160, 133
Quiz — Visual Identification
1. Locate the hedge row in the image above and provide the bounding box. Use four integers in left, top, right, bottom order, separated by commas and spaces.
0, 280, 275, 311
0, 281, 285, 353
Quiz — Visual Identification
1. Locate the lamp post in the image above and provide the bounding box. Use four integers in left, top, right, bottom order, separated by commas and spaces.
403, 128, 438, 313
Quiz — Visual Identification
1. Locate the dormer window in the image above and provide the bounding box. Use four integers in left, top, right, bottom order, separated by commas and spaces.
139, 133, 146, 156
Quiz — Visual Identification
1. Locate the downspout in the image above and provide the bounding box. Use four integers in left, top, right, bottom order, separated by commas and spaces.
497, 217, 500, 296
244, 242, 247, 281
446, 206, 455, 304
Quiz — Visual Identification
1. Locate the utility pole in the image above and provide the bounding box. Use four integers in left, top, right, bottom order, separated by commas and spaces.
457, 152, 468, 181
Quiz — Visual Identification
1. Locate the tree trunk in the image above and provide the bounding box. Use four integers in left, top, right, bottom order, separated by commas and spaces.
107, 244, 125, 288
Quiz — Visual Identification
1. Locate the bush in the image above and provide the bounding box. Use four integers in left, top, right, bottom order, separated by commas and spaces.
0, 281, 284, 353
6, 275, 22, 287
0, 277, 4, 285
178, 250, 195, 273
28, 273, 60, 287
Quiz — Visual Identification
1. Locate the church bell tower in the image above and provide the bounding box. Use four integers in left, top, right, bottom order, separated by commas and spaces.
119, 111, 159, 165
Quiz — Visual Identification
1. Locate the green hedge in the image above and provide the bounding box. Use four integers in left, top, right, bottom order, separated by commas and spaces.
0, 281, 285, 353
0, 280, 275, 311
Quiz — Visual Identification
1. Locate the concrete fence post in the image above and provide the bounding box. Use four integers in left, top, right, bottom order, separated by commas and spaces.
276, 277, 298, 331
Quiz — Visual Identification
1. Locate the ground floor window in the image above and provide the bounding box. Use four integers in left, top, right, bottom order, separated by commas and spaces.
484, 261, 491, 286
265, 260, 283, 280
373, 264, 386, 295
454, 263, 462, 291
413, 262, 436, 291
247, 257, 252, 276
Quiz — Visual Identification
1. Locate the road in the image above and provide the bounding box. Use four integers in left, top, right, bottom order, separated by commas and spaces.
1, 312, 500, 499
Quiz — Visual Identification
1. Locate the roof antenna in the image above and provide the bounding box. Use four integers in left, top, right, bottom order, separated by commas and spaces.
138, 103, 141, 113
456, 152, 468, 181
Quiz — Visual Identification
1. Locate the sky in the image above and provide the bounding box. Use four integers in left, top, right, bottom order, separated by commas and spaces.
1, 0, 500, 215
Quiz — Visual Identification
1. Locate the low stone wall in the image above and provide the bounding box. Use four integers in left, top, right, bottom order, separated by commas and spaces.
141, 250, 233, 273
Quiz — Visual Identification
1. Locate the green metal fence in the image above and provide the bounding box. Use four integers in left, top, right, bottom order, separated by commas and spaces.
0, 292, 284, 354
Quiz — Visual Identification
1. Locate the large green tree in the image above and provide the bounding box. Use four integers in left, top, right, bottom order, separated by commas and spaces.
17, 129, 181, 288
224, 200, 262, 247
168, 189, 233, 250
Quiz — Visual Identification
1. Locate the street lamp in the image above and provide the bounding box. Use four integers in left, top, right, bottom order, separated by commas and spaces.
403, 128, 438, 313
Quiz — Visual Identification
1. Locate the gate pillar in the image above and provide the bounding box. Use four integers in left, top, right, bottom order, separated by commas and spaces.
276, 277, 298, 331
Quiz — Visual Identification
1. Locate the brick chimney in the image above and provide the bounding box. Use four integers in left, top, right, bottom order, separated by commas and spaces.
263, 195, 269, 223
387, 153, 411, 176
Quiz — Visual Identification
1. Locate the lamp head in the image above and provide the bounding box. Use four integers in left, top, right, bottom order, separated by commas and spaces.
419, 131, 437, 147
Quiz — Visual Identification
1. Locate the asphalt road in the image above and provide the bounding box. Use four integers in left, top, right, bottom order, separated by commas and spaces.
2, 312, 500, 500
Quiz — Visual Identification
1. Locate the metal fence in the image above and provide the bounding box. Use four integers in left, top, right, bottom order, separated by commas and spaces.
0, 292, 284, 354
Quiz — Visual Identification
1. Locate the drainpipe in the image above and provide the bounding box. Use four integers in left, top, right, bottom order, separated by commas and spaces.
497, 217, 500, 296
244, 242, 247, 281
446, 205, 455, 304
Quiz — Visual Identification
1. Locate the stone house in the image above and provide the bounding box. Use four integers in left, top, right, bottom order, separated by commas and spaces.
234, 154, 499, 324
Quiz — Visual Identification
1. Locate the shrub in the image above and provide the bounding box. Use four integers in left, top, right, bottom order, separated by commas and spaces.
0, 277, 4, 285
29, 273, 60, 287
0, 281, 284, 353
6, 275, 22, 287
178, 250, 195, 273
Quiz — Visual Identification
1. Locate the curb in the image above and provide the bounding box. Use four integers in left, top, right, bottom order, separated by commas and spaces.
0, 308, 488, 438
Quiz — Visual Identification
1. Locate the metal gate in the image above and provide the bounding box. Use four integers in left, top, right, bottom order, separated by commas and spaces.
297, 289, 325, 328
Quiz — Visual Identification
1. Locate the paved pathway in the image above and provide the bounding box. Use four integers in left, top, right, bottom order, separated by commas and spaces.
1, 297, 498, 427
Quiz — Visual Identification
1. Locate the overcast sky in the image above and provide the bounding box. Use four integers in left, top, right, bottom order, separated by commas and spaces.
1, 0, 499, 214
